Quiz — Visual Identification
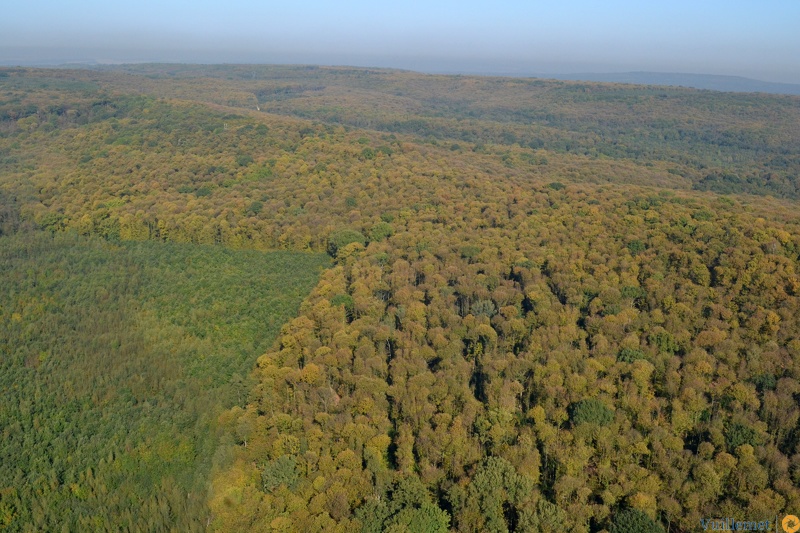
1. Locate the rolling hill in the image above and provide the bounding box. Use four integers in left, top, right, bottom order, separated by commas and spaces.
1, 65, 800, 532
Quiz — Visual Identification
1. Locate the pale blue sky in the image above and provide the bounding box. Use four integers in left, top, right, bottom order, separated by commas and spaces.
2, 0, 799, 82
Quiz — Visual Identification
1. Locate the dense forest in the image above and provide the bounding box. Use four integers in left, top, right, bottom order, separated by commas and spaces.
0, 231, 327, 530
2, 65, 800, 532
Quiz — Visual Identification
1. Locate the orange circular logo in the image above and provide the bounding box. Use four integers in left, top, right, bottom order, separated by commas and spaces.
783, 515, 800, 533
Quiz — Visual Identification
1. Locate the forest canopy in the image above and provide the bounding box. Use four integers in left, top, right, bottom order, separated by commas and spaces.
1, 65, 800, 532
0, 231, 326, 530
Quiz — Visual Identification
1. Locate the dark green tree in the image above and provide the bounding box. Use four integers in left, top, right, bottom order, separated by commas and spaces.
610, 509, 664, 533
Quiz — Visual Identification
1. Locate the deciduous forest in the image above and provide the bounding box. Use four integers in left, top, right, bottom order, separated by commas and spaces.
1, 65, 800, 532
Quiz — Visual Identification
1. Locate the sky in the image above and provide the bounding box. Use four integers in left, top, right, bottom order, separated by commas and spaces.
2, 0, 799, 83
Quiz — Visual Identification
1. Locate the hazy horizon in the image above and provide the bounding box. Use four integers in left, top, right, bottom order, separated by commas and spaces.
2, 0, 799, 84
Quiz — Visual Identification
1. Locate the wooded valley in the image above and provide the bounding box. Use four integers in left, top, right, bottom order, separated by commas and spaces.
1, 65, 800, 532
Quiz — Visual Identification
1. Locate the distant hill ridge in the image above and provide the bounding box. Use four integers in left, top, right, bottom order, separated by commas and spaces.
550, 71, 800, 95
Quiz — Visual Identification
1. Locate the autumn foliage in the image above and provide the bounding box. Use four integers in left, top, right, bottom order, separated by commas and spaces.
2, 65, 800, 531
